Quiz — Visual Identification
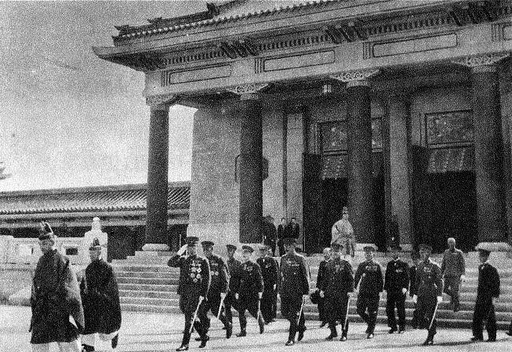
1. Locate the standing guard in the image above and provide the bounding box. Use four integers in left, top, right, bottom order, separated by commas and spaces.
413, 244, 443, 346
257, 244, 279, 324
224, 244, 241, 330
279, 237, 310, 346
320, 243, 354, 341
233, 245, 265, 337
384, 248, 410, 334
354, 245, 384, 339
316, 248, 331, 327
471, 248, 500, 342
200, 241, 232, 339
168, 237, 211, 351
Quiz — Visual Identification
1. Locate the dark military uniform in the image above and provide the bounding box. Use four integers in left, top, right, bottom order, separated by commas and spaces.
279, 251, 310, 344
316, 258, 329, 324
384, 258, 409, 332
225, 256, 242, 325
409, 262, 420, 328
257, 255, 279, 323
415, 258, 443, 342
320, 256, 354, 339
168, 251, 210, 348
203, 253, 230, 334
472, 259, 500, 341
233, 259, 264, 334
354, 258, 384, 335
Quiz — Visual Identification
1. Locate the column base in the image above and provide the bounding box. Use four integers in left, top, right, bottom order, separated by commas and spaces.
142, 243, 170, 252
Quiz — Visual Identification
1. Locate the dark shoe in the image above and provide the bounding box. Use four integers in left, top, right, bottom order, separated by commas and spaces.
367, 333, 374, 339
226, 322, 233, 339
320, 321, 327, 328
236, 330, 247, 337
82, 345, 95, 352
388, 327, 397, 334
422, 338, 434, 346
340, 336, 347, 341
486, 338, 496, 342
365, 327, 371, 334
298, 328, 305, 341
325, 333, 338, 340
398, 327, 405, 334
195, 335, 209, 342
471, 336, 484, 342
285, 340, 295, 346
259, 319, 265, 334
111, 334, 119, 349
176, 345, 189, 351
198, 340, 207, 349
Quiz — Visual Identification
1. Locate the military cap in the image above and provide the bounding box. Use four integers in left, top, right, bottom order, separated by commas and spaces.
418, 243, 433, 252
241, 245, 254, 253
478, 248, 491, 256
283, 237, 297, 246
363, 245, 376, 252
258, 244, 269, 251
89, 237, 102, 251
201, 240, 214, 248
342, 206, 349, 214
226, 244, 237, 251
186, 236, 200, 246
38, 221, 56, 242
331, 242, 344, 251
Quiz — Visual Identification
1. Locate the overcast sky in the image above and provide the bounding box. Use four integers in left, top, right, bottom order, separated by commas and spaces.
0, 1, 210, 191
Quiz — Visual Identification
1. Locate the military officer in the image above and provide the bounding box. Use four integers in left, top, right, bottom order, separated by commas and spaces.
257, 244, 279, 324
413, 244, 443, 346
471, 248, 500, 342
384, 247, 410, 334
409, 251, 421, 328
316, 247, 331, 327
224, 244, 241, 328
233, 245, 265, 337
279, 237, 310, 346
200, 241, 232, 339
319, 242, 354, 341
168, 237, 211, 351
354, 245, 384, 339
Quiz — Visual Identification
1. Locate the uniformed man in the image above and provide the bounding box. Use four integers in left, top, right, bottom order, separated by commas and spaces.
167, 237, 211, 351
354, 245, 384, 339
256, 244, 279, 324
471, 248, 500, 342
409, 251, 421, 328
316, 247, 331, 327
224, 244, 241, 329
200, 241, 232, 339
319, 242, 354, 341
384, 247, 409, 334
279, 237, 310, 346
412, 244, 443, 346
232, 245, 265, 337
441, 237, 465, 312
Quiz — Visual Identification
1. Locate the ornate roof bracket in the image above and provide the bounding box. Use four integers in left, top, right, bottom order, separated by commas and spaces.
218, 39, 259, 59
226, 83, 269, 99
451, 53, 510, 70
447, 1, 495, 27
323, 21, 367, 44
330, 69, 380, 87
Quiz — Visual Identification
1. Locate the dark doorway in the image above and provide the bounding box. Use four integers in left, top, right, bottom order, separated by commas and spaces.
107, 227, 137, 262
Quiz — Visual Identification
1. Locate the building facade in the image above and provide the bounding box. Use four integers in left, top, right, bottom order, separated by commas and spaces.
94, 0, 512, 254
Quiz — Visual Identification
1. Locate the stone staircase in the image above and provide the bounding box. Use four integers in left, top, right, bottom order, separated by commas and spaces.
113, 251, 512, 329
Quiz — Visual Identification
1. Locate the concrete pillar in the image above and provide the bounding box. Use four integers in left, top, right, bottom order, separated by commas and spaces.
388, 93, 413, 247
143, 94, 178, 251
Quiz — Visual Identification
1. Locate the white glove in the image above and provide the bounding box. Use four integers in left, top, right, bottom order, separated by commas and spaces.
258, 292, 263, 299
319, 291, 325, 298
177, 244, 188, 256
437, 296, 442, 304
199, 296, 205, 302
402, 288, 407, 295
220, 292, 227, 299
412, 295, 418, 304
273, 284, 277, 291
460, 275, 466, 282
235, 293, 239, 300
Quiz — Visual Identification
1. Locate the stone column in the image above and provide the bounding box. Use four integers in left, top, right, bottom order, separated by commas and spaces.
227, 84, 268, 243
453, 53, 509, 248
388, 93, 413, 248
143, 94, 179, 251
332, 70, 380, 244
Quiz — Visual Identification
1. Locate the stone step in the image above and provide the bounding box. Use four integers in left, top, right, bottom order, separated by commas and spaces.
117, 277, 178, 285
112, 264, 178, 272
121, 303, 180, 314
119, 290, 178, 299
120, 296, 179, 306
118, 283, 177, 291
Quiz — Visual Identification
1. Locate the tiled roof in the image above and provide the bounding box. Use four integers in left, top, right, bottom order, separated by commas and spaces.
0, 182, 190, 215
115, 0, 339, 40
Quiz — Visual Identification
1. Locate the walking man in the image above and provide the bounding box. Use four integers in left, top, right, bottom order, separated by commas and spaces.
413, 244, 443, 345
471, 248, 500, 342
233, 245, 265, 337
201, 241, 232, 339
354, 246, 384, 339
224, 244, 241, 330
316, 247, 331, 327
409, 251, 421, 328
257, 244, 279, 324
80, 238, 121, 351
279, 237, 310, 346
384, 248, 409, 334
30, 222, 84, 352
168, 236, 211, 351
320, 243, 354, 341
441, 237, 465, 312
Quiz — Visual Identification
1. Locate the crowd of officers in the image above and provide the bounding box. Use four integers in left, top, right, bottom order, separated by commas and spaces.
168, 235, 503, 351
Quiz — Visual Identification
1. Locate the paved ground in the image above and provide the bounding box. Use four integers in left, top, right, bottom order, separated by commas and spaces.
1, 305, 511, 352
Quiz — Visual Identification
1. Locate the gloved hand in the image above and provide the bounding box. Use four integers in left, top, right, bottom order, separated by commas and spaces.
412, 295, 418, 304
199, 296, 205, 302
460, 275, 466, 282
437, 296, 442, 304
273, 284, 277, 291
235, 293, 239, 300
220, 292, 226, 300
258, 292, 263, 299
402, 288, 407, 295
177, 244, 188, 256
319, 291, 325, 298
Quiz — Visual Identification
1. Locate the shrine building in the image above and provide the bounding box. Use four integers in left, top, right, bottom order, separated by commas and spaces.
93, 0, 512, 254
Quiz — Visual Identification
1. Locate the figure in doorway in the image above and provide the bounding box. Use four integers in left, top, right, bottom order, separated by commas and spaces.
331, 207, 356, 261
388, 214, 401, 251
285, 218, 300, 242
262, 215, 277, 256
277, 218, 288, 256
